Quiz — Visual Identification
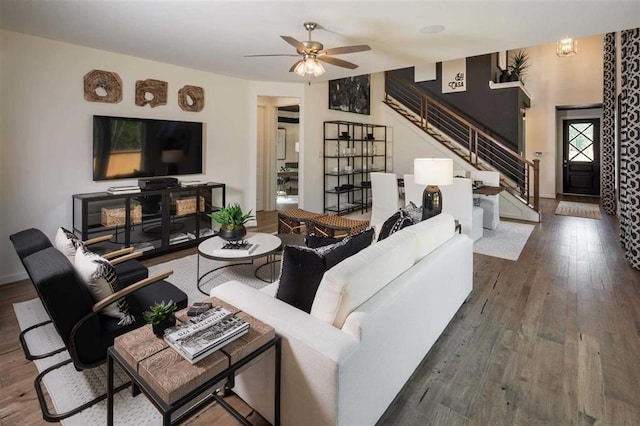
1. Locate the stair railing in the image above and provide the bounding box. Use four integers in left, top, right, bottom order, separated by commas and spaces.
384, 72, 539, 211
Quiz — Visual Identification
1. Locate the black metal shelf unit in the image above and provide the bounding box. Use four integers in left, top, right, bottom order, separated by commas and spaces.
323, 120, 387, 215
72, 182, 225, 258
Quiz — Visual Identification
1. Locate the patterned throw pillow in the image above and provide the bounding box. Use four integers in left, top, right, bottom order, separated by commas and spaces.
377, 210, 414, 242
74, 246, 135, 325
54, 227, 84, 263
404, 202, 424, 224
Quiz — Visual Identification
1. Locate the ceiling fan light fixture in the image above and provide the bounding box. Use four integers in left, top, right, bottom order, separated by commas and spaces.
294, 60, 306, 76
312, 60, 325, 77
304, 57, 317, 73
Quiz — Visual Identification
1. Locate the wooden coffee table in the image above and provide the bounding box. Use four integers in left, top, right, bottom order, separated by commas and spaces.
197, 233, 282, 295
107, 297, 280, 426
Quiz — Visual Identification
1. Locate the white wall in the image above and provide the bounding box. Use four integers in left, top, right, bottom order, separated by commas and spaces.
0, 30, 251, 283
523, 35, 604, 198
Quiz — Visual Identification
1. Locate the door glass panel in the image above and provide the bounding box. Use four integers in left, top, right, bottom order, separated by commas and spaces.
568, 122, 594, 162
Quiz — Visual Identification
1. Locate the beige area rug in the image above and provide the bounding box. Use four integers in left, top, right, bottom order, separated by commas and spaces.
555, 201, 602, 219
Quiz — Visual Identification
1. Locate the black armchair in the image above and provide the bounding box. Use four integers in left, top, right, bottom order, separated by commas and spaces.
10, 228, 149, 360
11, 231, 188, 422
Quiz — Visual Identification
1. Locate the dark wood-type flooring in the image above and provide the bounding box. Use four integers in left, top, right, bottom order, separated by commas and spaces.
2, 202, 640, 425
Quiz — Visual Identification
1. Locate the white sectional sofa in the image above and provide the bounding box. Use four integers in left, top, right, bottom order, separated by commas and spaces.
210, 213, 473, 426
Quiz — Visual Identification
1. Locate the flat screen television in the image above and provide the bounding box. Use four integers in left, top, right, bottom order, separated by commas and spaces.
93, 115, 203, 181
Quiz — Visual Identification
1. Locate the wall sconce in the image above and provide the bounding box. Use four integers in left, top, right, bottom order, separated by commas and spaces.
557, 38, 578, 57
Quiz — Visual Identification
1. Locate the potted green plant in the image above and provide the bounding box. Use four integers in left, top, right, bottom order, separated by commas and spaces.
208, 203, 255, 241
508, 50, 530, 83
143, 300, 177, 336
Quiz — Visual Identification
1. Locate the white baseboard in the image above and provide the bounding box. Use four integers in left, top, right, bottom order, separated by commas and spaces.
0, 271, 28, 286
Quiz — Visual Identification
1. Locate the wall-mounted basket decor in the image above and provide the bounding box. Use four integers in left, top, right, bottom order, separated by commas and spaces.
178, 85, 205, 112
135, 79, 168, 107
84, 70, 122, 103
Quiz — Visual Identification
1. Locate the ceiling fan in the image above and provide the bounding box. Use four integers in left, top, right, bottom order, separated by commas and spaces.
245, 22, 371, 77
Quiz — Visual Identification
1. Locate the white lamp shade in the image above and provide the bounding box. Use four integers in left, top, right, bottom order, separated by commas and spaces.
414, 158, 453, 186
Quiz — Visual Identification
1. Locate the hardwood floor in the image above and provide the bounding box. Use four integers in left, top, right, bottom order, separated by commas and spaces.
2, 203, 640, 425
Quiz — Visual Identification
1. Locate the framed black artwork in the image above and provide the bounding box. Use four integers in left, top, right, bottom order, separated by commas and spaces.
328, 74, 370, 115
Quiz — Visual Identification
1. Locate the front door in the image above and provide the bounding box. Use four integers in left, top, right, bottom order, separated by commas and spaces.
563, 118, 600, 195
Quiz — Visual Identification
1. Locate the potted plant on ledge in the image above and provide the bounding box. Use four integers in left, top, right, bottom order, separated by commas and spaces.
143, 300, 177, 336
508, 50, 530, 83
208, 203, 254, 241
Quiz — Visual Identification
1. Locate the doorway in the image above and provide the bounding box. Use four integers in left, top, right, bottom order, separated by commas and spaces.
562, 118, 600, 196
256, 97, 300, 212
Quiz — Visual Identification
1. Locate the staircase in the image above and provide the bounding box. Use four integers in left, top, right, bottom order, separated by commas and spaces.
384, 72, 540, 214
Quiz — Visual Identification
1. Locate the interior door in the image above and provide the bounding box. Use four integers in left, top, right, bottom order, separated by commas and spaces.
563, 118, 600, 195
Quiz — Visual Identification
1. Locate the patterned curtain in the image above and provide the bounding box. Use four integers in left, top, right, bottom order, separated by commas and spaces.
620, 28, 640, 269
601, 33, 616, 215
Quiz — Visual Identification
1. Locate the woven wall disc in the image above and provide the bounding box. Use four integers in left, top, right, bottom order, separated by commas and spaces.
83, 70, 122, 103
178, 85, 205, 112
135, 79, 168, 107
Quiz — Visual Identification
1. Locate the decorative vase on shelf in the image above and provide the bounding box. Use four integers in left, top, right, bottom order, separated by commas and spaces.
217, 226, 247, 241
498, 69, 510, 83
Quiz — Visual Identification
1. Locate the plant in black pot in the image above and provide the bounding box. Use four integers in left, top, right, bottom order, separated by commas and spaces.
208, 203, 255, 241
508, 50, 530, 83
143, 300, 177, 337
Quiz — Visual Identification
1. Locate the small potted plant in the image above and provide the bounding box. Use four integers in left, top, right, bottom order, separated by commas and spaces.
508, 50, 530, 83
143, 300, 177, 336
208, 203, 254, 241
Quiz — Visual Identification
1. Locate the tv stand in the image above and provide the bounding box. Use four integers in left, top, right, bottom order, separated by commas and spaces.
72, 182, 225, 258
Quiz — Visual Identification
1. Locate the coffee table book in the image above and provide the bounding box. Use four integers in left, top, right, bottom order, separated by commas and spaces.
213, 242, 257, 256
163, 307, 249, 364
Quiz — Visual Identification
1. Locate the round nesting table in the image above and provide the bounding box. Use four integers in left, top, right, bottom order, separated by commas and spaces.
196, 233, 282, 295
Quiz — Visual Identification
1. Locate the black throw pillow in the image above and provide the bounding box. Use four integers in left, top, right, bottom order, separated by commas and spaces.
276, 234, 367, 313
348, 227, 375, 255
305, 233, 341, 249
320, 237, 353, 270
276, 246, 326, 313
377, 210, 414, 242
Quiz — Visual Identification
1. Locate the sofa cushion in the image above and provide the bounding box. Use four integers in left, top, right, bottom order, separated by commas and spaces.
347, 227, 376, 256
404, 202, 423, 224
311, 229, 417, 328
74, 246, 135, 325
401, 213, 455, 261
377, 210, 413, 242
54, 227, 84, 263
276, 229, 375, 313
275, 246, 325, 313
305, 233, 341, 249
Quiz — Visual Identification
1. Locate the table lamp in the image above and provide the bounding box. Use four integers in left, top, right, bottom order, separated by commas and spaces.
414, 158, 453, 220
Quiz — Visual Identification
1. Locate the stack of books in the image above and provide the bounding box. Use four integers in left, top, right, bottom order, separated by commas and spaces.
107, 185, 141, 195
213, 242, 257, 256
164, 306, 249, 364
169, 233, 190, 245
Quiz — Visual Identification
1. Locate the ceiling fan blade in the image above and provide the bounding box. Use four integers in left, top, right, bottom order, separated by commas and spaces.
318, 56, 359, 69
319, 45, 371, 56
289, 60, 303, 72
244, 54, 300, 57
281, 35, 307, 52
